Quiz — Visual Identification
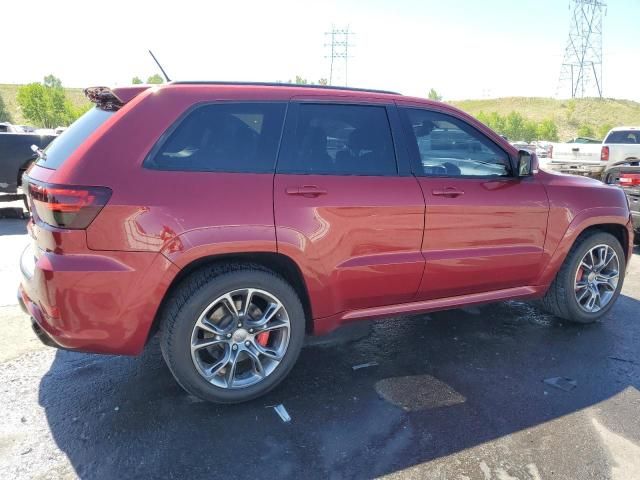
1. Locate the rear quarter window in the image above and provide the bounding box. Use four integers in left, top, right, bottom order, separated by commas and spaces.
145, 102, 286, 173
38, 108, 114, 169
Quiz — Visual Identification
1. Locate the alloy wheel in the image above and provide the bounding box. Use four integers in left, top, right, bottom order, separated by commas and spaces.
574, 244, 620, 313
190, 288, 290, 389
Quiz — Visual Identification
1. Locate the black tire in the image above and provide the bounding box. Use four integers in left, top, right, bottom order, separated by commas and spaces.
159, 264, 305, 404
541, 231, 626, 324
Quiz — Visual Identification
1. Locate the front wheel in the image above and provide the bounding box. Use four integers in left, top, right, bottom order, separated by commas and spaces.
160, 265, 305, 403
542, 232, 625, 324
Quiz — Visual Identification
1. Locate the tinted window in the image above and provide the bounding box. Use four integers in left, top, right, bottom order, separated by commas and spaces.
605, 130, 640, 144
402, 108, 510, 177
278, 103, 397, 175
146, 103, 286, 173
38, 107, 114, 169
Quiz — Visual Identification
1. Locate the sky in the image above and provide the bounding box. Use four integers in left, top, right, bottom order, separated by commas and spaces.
2, 0, 639, 101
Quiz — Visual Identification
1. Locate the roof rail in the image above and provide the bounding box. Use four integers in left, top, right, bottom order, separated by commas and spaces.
170, 81, 401, 95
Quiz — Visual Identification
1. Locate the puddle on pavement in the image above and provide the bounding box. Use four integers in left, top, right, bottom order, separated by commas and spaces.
375, 374, 466, 412
504, 301, 555, 327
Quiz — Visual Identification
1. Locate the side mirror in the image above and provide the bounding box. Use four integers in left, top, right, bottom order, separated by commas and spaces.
517, 150, 538, 176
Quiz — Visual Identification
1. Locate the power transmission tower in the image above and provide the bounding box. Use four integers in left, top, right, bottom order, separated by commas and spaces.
557, 0, 606, 98
324, 26, 354, 86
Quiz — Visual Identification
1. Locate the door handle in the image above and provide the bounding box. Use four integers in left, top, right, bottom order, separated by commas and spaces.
285, 185, 328, 197
432, 188, 464, 198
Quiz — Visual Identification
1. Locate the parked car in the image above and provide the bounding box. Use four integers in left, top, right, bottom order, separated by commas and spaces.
0, 122, 23, 133
533, 141, 552, 159
547, 127, 640, 178
603, 166, 640, 240
0, 130, 56, 194
566, 137, 602, 144
18, 83, 634, 403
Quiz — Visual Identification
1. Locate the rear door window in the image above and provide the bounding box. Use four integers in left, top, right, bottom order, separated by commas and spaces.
38, 107, 114, 169
145, 102, 286, 173
277, 103, 397, 176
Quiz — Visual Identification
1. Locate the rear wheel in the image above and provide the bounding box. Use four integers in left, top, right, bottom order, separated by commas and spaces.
160, 265, 305, 403
542, 232, 625, 324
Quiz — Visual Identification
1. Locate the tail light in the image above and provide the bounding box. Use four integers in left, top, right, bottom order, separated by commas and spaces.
26, 179, 111, 229
601, 146, 609, 161
619, 173, 640, 187
548, 145, 553, 159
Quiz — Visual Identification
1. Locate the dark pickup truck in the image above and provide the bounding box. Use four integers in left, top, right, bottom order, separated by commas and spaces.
605, 167, 640, 240
0, 132, 56, 194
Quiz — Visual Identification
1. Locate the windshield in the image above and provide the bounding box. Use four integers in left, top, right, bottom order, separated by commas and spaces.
37, 107, 114, 169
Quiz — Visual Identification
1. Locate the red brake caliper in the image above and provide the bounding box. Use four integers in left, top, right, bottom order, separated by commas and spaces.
256, 332, 270, 347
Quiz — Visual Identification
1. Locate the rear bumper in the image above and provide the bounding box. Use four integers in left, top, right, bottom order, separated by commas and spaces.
546, 162, 605, 177
18, 242, 179, 355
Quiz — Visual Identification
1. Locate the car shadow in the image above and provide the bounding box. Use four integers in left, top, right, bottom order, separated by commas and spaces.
39, 289, 640, 479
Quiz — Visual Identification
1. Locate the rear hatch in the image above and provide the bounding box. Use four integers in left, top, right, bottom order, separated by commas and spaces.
23, 86, 149, 253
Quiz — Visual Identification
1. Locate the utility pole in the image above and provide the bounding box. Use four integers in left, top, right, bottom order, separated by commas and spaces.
324, 26, 354, 86
557, 0, 606, 98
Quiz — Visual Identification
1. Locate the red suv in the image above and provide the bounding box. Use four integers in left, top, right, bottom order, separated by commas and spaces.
18, 83, 634, 403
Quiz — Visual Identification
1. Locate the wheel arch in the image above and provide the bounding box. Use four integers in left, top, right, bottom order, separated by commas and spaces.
147, 251, 314, 344
537, 209, 632, 287
579, 223, 629, 263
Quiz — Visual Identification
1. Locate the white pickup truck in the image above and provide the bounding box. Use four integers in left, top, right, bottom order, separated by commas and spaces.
545, 126, 640, 178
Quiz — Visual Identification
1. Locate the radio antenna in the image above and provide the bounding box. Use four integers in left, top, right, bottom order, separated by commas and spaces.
148, 50, 171, 82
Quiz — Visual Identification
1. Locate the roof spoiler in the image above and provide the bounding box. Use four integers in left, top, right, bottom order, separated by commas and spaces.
84, 85, 151, 110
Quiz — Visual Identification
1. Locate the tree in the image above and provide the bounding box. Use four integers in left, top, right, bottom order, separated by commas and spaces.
477, 111, 507, 137
294, 75, 308, 85
146, 74, 164, 84
521, 119, 539, 143
43, 74, 62, 89
132, 76, 143, 84
504, 111, 525, 140
577, 124, 595, 138
428, 88, 442, 101
16, 75, 78, 128
597, 123, 613, 140
0, 94, 11, 123
536, 119, 559, 142
317, 78, 329, 86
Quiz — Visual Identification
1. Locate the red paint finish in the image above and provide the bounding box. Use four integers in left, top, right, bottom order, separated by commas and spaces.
18, 83, 633, 355
415, 175, 549, 299
274, 174, 425, 318
314, 286, 545, 335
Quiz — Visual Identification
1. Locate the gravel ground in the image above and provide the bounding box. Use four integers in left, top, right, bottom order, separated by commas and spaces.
0, 216, 639, 480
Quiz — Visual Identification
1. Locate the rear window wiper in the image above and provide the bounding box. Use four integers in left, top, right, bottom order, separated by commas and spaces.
30, 144, 47, 162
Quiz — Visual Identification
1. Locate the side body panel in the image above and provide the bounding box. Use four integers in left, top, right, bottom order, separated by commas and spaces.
415, 175, 549, 298
274, 174, 425, 318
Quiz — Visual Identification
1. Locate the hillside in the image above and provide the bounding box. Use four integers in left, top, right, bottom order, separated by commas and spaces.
2, 84, 640, 140
450, 97, 640, 141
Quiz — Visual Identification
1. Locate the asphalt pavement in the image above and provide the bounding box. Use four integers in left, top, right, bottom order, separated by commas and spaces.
0, 213, 639, 480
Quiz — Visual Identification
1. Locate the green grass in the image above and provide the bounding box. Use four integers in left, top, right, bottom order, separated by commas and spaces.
2, 83, 640, 140
450, 97, 640, 141
0, 84, 89, 125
